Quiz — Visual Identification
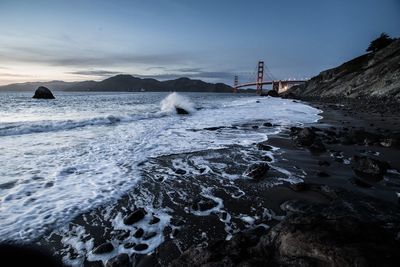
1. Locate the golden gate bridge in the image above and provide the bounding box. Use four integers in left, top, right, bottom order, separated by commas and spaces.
233, 61, 308, 94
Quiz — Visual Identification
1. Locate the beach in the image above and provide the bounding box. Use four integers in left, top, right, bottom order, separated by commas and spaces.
24, 96, 400, 266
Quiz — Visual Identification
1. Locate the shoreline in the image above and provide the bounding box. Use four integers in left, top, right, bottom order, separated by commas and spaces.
29, 97, 400, 266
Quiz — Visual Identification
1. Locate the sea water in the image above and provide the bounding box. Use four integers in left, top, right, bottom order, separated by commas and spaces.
0, 91, 321, 242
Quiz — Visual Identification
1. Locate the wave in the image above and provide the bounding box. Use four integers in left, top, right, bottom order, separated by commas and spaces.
160, 92, 195, 113
0, 113, 168, 137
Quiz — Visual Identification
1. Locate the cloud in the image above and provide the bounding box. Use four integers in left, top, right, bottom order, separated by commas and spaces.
134, 68, 235, 81
0, 43, 195, 68
68, 70, 122, 77
0, 72, 28, 77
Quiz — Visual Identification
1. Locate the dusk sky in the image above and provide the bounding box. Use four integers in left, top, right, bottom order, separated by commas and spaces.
0, 0, 399, 86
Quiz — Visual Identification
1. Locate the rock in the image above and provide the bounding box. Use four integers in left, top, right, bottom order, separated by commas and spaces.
289, 182, 309, 192
143, 232, 157, 240
92, 242, 114, 254
123, 208, 147, 225
32, 86, 55, 99
172, 187, 400, 266
352, 178, 373, 188
257, 142, 273, 151
351, 155, 389, 181
149, 216, 160, 225
172, 228, 180, 237
174, 168, 186, 175
192, 197, 218, 212
175, 107, 189, 115
105, 253, 130, 267
294, 127, 316, 146
267, 90, 279, 97
134, 228, 144, 238
123, 242, 136, 249
261, 155, 273, 162
309, 138, 326, 152
244, 163, 270, 180
134, 243, 148, 251
135, 255, 159, 267
263, 122, 273, 127
318, 160, 330, 166
317, 171, 330, 177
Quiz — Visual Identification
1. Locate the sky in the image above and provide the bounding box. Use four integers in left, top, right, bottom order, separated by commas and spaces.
0, 0, 399, 86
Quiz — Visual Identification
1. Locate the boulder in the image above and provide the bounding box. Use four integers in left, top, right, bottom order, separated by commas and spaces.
292, 127, 316, 146
191, 197, 218, 212
351, 155, 389, 181
32, 86, 55, 99
171, 189, 400, 266
123, 208, 147, 225
134, 243, 148, 251
106, 253, 130, 267
257, 142, 273, 151
244, 163, 270, 180
175, 106, 189, 115
267, 90, 279, 97
134, 228, 144, 238
92, 242, 114, 254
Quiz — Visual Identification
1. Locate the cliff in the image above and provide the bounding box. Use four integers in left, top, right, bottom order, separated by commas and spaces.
283, 39, 400, 102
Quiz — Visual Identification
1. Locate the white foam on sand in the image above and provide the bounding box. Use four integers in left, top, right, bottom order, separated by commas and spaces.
0, 93, 321, 242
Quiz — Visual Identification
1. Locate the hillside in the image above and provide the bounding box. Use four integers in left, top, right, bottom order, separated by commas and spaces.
283, 39, 400, 102
0, 75, 233, 93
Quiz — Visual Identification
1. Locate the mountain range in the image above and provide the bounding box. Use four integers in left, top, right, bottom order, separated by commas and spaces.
0, 75, 233, 93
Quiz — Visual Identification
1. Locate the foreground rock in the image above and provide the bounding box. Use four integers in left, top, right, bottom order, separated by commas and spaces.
32, 86, 55, 99
123, 208, 147, 225
351, 155, 389, 181
175, 106, 189, 115
171, 187, 400, 266
244, 163, 270, 181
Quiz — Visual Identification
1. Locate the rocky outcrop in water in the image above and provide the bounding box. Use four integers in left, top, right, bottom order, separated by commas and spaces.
283, 39, 400, 103
32, 86, 55, 99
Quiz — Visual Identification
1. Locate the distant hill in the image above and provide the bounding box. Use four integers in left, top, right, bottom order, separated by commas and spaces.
283, 39, 400, 101
0, 75, 233, 93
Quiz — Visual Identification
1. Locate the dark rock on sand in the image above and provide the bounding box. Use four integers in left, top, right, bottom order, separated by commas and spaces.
192, 197, 218, 212
172, 188, 400, 266
32, 86, 55, 99
174, 168, 186, 175
123, 243, 136, 249
351, 155, 389, 181
257, 142, 273, 151
149, 216, 161, 225
105, 253, 130, 267
317, 171, 330, 177
134, 243, 149, 251
318, 160, 330, 166
134, 228, 144, 238
123, 208, 147, 225
289, 182, 310, 192
293, 127, 316, 146
244, 163, 270, 180
92, 242, 114, 254
175, 107, 189, 115
143, 232, 157, 240
309, 138, 326, 152
261, 155, 273, 162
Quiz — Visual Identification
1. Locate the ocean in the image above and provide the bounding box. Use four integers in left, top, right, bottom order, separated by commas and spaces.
0, 91, 321, 262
